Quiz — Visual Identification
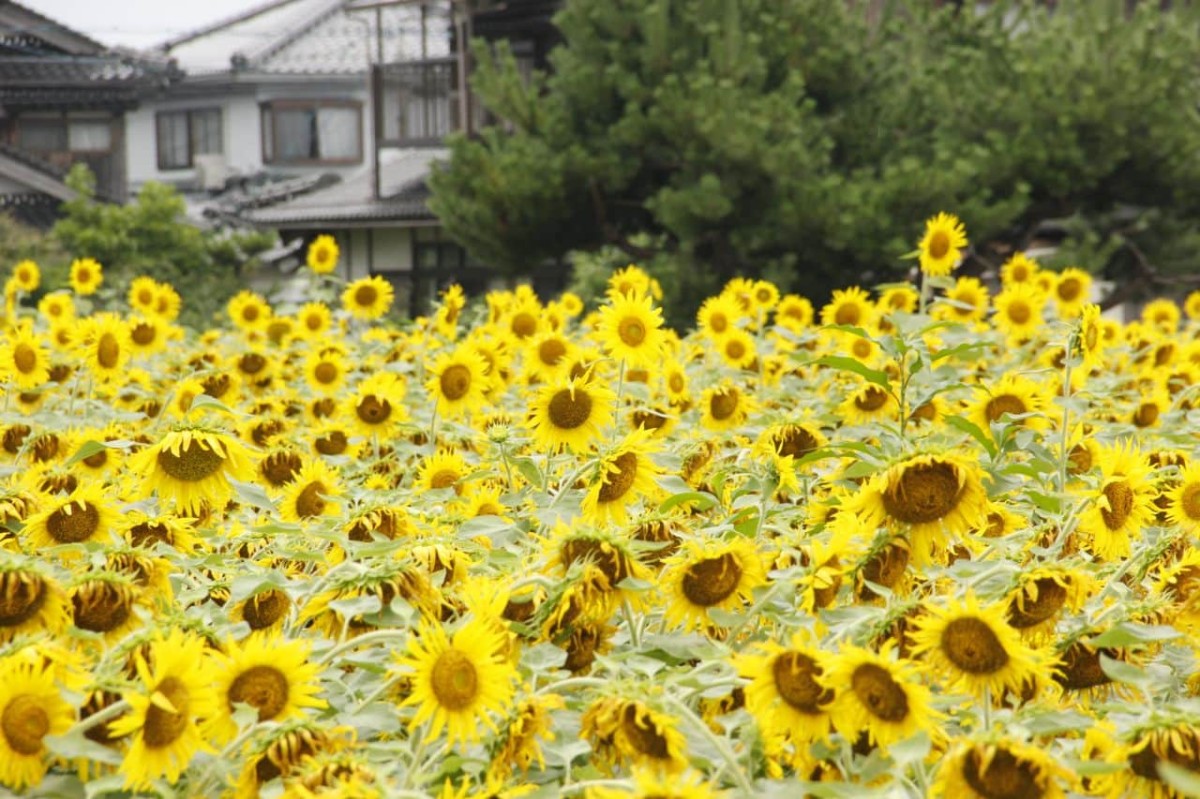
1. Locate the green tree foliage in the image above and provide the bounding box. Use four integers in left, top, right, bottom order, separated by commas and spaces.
52, 165, 275, 328
430, 0, 1200, 320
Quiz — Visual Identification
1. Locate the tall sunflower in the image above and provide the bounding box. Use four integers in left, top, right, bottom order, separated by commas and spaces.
307, 234, 340, 275
662, 537, 767, 631
207, 634, 326, 743
342, 276, 394, 321
918, 212, 968, 278
581, 428, 662, 525
0, 656, 75, 790
597, 292, 666, 369
528, 371, 616, 454
108, 628, 218, 789
69, 257, 103, 295
129, 426, 256, 515
822, 643, 937, 750
396, 617, 517, 745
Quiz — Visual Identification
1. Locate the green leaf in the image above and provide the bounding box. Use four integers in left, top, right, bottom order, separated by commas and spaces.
1098, 653, 1150, 686
1090, 622, 1180, 648
65, 439, 107, 466
1159, 762, 1200, 797
658, 490, 718, 514
511, 456, 545, 489
812, 355, 892, 390
231, 479, 276, 511
944, 415, 997, 458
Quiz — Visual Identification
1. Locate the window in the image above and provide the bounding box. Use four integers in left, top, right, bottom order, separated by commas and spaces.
156, 109, 222, 170
17, 115, 114, 154
261, 101, 362, 165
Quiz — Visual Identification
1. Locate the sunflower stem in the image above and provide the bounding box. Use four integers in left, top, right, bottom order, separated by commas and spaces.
318, 628, 411, 665
616, 358, 627, 402
498, 441, 516, 492
549, 458, 596, 508
428, 404, 439, 449
534, 676, 608, 696
560, 779, 630, 795
66, 699, 130, 737
666, 696, 755, 796
1058, 347, 1074, 497
982, 686, 992, 732
621, 598, 641, 648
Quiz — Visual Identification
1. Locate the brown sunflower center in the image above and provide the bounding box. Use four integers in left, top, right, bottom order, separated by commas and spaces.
430, 648, 478, 712
940, 617, 1010, 674
1053, 643, 1114, 691
1007, 579, 1068, 629
428, 468, 459, 491
131, 322, 157, 346
855, 386, 889, 412
631, 409, 668, 431
511, 312, 538, 339
962, 747, 1044, 799
668, 372, 685, 393
97, 333, 120, 369
619, 316, 647, 348
295, 482, 328, 518
597, 452, 639, 504
725, 339, 747, 361
928, 230, 951, 260
262, 452, 302, 487
1134, 403, 1159, 428
143, 676, 190, 748
773, 652, 831, 714
354, 284, 379, 308
562, 538, 632, 586
858, 543, 910, 600
0, 572, 46, 629
228, 665, 290, 721
1067, 443, 1093, 474
1100, 480, 1133, 530
46, 501, 101, 543
83, 448, 108, 468
985, 394, 1027, 423
129, 521, 172, 548
157, 440, 225, 482
681, 552, 742, 607
314, 431, 348, 456
72, 582, 133, 633
619, 703, 670, 759
1130, 731, 1200, 784
242, 590, 289, 630
13, 343, 37, 375
1006, 301, 1031, 326
1084, 321, 1099, 351
439, 364, 473, 401
774, 427, 819, 459
356, 396, 391, 425
850, 662, 909, 722
1180, 483, 1200, 521
31, 434, 59, 462
1057, 277, 1082, 303
2, 424, 29, 455
834, 303, 861, 326
240, 353, 267, 375
305, 313, 324, 332
709, 312, 729, 333
539, 338, 568, 366
1, 694, 49, 756
882, 461, 963, 525
709, 388, 740, 421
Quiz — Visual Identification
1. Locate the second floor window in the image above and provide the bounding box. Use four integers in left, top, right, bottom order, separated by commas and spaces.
17, 115, 113, 153
156, 109, 222, 170
261, 101, 362, 165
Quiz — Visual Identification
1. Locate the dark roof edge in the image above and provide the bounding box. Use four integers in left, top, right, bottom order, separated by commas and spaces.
3, 1, 107, 54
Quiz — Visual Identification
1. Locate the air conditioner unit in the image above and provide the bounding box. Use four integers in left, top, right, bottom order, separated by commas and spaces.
193, 154, 228, 191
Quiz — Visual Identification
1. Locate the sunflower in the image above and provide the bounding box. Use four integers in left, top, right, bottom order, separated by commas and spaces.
822, 643, 937, 750
22, 482, 118, 552
37, 291, 74, 325
581, 428, 662, 525
524, 329, 576, 383
839, 380, 898, 426
296, 302, 333, 339
932, 737, 1072, 799
0, 563, 71, 643
1165, 463, 1200, 534
545, 523, 651, 607
581, 696, 688, 773
1078, 441, 1156, 561
491, 693, 565, 779
1076, 303, 1105, 367
1051, 267, 1091, 319
877, 285, 919, 316
129, 426, 256, 515
820, 286, 875, 328
607, 264, 657, 301
233, 723, 351, 799
1000, 252, 1040, 287
991, 282, 1046, 342
0, 656, 75, 790
427, 346, 490, 420
1004, 566, 1091, 641
153, 281, 182, 321
69, 256, 103, 295
716, 327, 757, 370
76, 312, 131, 382
108, 628, 218, 789
10, 259, 40, 293
598, 292, 666, 369
342, 275, 394, 321
128, 276, 159, 314
528, 371, 616, 454
280, 458, 342, 523
3, 326, 49, 389
413, 449, 470, 496
307, 234, 340, 275
228, 290, 272, 331
1096, 722, 1200, 799
347, 372, 408, 437
775, 294, 814, 332
735, 631, 834, 744
69, 572, 145, 641
127, 314, 169, 356
396, 617, 517, 745
696, 293, 742, 341
918, 212, 967, 277
208, 634, 326, 743
1142, 298, 1181, 333
910, 593, 1051, 698
662, 537, 767, 631
699, 380, 755, 432
934, 276, 989, 323
969, 373, 1048, 437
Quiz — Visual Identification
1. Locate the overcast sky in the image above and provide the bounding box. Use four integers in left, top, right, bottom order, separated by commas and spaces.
18, 0, 258, 49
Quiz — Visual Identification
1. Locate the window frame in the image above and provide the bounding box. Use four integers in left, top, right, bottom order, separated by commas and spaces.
155, 108, 224, 171
260, 99, 364, 166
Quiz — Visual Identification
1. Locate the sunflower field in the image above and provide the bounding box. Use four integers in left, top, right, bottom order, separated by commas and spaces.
3, 216, 1200, 799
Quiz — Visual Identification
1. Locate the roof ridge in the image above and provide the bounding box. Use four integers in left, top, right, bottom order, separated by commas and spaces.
1, 0, 106, 55
157, 0, 307, 51
241, 0, 347, 69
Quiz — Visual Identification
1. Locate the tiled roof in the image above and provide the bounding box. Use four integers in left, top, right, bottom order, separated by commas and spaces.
159, 0, 451, 76
0, 1, 107, 56
240, 147, 445, 226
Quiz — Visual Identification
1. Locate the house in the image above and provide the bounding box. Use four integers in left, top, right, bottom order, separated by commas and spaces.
0, 1, 166, 225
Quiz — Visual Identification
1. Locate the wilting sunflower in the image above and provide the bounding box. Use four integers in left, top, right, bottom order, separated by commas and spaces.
820, 286, 875, 328
528, 371, 616, 454
581, 696, 688, 773
822, 643, 937, 750
129, 426, 256, 515
0, 563, 71, 642
347, 372, 408, 437
662, 537, 767, 631
397, 617, 517, 745
342, 275, 394, 321
0, 656, 75, 790
910, 592, 1051, 698
427, 346, 489, 420
208, 634, 326, 743
991, 282, 1046, 342
932, 736, 1072, 799
853, 452, 988, 565
918, 212, 967, 278
233, 723, 351, 799
69, 256, 103, 295
1094, 722, 1200, 799
699, 380, 755, 432
735, 631, 834, 744
597, 292, 666, 369
280, 458, 343, 523
545, 523, 651, 609
1078, 441, 1155, 561
307, 234, 340, 275
108, 628, 218, 789
581, 428, 662, 525
22, 482, 118, 552
1004, 566, 1091, 641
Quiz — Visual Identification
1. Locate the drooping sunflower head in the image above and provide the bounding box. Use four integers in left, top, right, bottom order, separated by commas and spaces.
933, 736, 1074, 799
662, 537, 767, 632
580, 428, 662, 526
0, 562, 71, 643
581, 695, 689, 773
129, 426, 256, 516
822, 642, 937, 750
